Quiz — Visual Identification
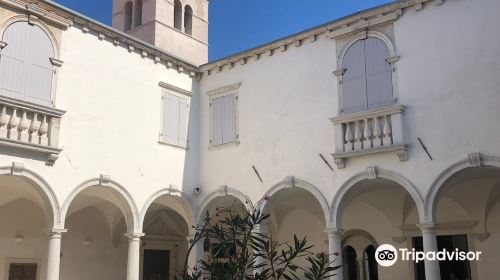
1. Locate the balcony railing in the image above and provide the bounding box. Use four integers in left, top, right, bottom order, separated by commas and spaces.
330, 104, 408, 168
0, 95, 65, 165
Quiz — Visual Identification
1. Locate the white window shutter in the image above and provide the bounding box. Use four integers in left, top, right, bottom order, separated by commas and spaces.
0, 22, 54, 106
163, 94, 180, 145
341, 40, 368, 114
25, 24, 55, 106
222, 94, 236, 144
364, 37, 393, 110
211, 96, 224, 146
0, 22, 30, 100
178, 96, 189, 147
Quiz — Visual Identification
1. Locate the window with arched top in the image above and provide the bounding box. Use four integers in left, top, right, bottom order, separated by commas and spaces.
124, 1, 133, 31
174, 0, 182, 31
0, 21, 55, 106
184, 5, 193, 35
133, 0, 142, 28
341, 37, 393, 114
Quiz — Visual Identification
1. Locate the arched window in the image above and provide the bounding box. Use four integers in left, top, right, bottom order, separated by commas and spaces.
341, 37, 393, 114
184, 5, 193, 35
133, 0, 142, 28
174, 0, 182, 31
344, 246, 358, 280
124, 1, 133, 31
0, 21, 55, 106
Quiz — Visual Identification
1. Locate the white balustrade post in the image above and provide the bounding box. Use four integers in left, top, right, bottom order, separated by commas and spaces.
333, 123, 345, 153
354, 121, 363, 150
390, 108, 405, 146
0, 105, 8, 138
326, 228, 344, 280
46, 228, 67, 280
8, 108, 20, 140
418, 224, 441, 280
362, 119, 372, 149
125, 232, 145, 280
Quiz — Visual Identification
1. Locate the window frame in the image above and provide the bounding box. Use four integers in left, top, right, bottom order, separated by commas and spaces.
158, 82, 192, 150
4, 258, 41, 280
207, 83, 241, 151
0, 17, 62, 109
335, 31, 400, 116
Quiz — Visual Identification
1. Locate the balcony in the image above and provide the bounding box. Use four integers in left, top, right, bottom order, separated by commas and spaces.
0, 96, 65, 165
330, 104, 408, 169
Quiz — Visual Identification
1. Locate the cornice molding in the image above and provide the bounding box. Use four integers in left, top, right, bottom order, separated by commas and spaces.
206, 83, 241, 96
200, 0, 444, 76
159, 82, 193, 97
0, 0, 200, 74
0, 0, 73, 28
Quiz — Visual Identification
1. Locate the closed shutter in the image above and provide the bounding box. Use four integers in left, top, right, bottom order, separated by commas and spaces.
178, 96, 189, 147
0, 21, 54, 106
365, 37, 393, 110
341, 40, 367, 114
211, 96, 224, 146
0, 22, 30, 100
222, 93, 236, 144
163, 94, 180, 145
26, 24, 54, 106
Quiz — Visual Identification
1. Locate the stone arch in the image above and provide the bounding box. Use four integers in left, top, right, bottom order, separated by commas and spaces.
0, 15, 60, 59
424, 153, 500, 223
342, 229, 378, 257
0, 164, 60, 228
139, 188, 196, 234
61, 177, 139, 232
331, 168, 424, 229
337, 30, 397, 70
198, 186, 251, 222
260, 177, 330, 224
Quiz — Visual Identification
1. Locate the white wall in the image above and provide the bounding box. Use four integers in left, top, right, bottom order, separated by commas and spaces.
197, 0, 500, 218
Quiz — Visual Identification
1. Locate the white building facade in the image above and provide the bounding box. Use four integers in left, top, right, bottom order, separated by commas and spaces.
0, 0, 499, 280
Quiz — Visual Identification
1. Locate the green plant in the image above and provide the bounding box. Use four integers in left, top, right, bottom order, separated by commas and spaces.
176, 200, 341, 280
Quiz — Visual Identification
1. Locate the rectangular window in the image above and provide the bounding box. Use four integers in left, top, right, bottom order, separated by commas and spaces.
161, 92, 189, 148
210, 92, 238, 147
8, 263, 38, 280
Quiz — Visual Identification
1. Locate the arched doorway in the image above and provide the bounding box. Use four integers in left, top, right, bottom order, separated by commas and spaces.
429, 165, 500, 280
140, 192, 194, 280
60, 182, 137, 280
262, 186, 329, 270
198, 194, 248, 266
333, 171, 424, 279
0, 172, 58, 280
344, 245, 358, 280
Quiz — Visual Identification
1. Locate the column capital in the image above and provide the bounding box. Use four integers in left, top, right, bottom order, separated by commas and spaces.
45, 228, 68, 238
325, 228, 344, 238
417, 223, 437, 234
124, 232, 145, 240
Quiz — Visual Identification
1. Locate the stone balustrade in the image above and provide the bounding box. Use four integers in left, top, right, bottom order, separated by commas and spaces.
331, 105, 407, 168
0, 96, 65, 165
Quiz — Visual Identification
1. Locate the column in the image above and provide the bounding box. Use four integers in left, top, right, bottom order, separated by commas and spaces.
357, 258, 366, 280
326, 228, 344, 280
125, 232, 145, 280
253, 223, 267, 275
46, 228, 67, 280
418, 224, 441, 280
186, 234, 197, 271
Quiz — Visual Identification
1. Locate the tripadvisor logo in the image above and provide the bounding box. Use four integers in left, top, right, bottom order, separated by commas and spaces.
375, 244, 398, 267
375, 244, 482, 267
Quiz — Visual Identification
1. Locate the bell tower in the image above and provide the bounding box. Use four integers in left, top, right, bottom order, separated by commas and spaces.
112, 0, 209, 65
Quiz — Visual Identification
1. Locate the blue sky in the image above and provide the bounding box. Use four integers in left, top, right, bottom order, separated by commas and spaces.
52, 0, 393, 61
